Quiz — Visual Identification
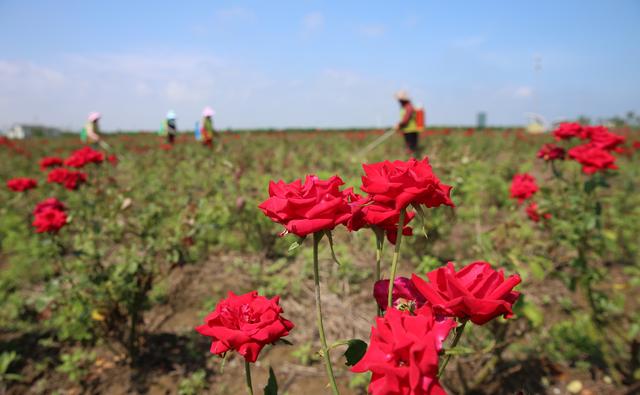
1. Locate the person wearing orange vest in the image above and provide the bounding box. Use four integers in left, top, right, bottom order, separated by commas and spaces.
394, 91, 422, 155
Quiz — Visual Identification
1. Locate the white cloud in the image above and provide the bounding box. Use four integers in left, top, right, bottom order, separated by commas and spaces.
451, 35, 487, 49
357, 24, 386, 38
302, 12, 324, 33
514, 86, 533, 98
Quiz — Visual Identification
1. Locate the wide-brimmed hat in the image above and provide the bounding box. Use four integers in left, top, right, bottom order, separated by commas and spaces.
166, 110, 177, 120
202, 106, 215, 117
88, 112, 101, 122
394, 90, 410, 101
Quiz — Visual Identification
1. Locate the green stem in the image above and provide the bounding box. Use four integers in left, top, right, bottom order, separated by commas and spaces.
244, 360, 254, 395
438, 320, 468, 377
374, 228, 385, 317
313, 232, 340, 395
387, 208, 407, 309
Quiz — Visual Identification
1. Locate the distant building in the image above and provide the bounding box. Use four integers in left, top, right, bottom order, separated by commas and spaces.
5, 124, 63, 139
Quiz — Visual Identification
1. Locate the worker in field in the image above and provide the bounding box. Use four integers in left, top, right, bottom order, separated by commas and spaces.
394, 91, 425, 155
82, 112, 102, 146
165, 110, 177, 144
200, 106, 215, 147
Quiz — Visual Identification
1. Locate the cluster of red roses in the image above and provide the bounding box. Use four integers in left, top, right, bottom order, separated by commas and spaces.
360, 261, 521, 394
511, 123, 627, 223
509, 173, 550, 222
539, 122, 625, 174
196, 157, 521, 395
6, 146, 115, 234
257, 158, 453, 241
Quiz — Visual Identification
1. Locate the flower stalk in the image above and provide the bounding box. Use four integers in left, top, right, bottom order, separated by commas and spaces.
438, 319, 468, 377
313, 232, 340, 395
244, 360, 254, 395
387, 208, 407, 309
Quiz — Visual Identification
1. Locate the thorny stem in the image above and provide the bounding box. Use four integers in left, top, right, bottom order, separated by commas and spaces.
387, 208, 407, 309
313, 232, 340, 395
438, 319, 468, 377
374, 228, 385, 317
244, 360, 254, 395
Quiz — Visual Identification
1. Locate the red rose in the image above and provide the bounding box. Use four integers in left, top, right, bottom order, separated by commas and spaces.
195, 291, 294, 362
536, 144, 565, 161
351, 307, 455, 395
258, 175, 352, 237
64, 146, 104, 168
552, 122, 584, 140
6, 177, 38, 192
567, 144, 618, 174
633, 141, 640, 151
583, 126, 625, 151
32, 207, 67, 233
345, 190, 414, 244
47, 168, 88, 190
107, 154, 118, 166
39, 157, 64, 171
373, 277, 426, 312
33, 198, 67, 216
411, 261, 521, 325
525, 202, 551, 222
361, 158, 454, 211
509, 173, 538, 203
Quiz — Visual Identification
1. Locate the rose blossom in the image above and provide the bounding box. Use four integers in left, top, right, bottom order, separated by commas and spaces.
411, 261, 521, 325
258, 174, 352, 237
552, 122, 584, 140
351, 307, 455, 395
509, 173, 538, 203
567, 144, 618, 174
39, 156, 64, 171
64, 146, 104, 168
526, 202, 551, 223
536, 144, 565, 161
33, 198, 67, 216
583, 126, 625, 151
345, 190, 415, 244
47, 168, 88, 190
195, 291, 294, 362
360, 158, 454, 211
32, 207, 67, 233
6, 177, 38, 192
373, 277, 426, 312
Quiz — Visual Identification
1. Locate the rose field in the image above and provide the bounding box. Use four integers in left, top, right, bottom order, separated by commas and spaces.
1, 126, 639, 395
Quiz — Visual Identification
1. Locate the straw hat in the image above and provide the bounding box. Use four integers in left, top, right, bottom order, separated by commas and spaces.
394, 90, 410, 101
88, 112, 101, 122
202, 106, 215, 117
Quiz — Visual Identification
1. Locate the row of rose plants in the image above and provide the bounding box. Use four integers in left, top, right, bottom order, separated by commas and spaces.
195, 157, 522, 394
508, 123, 638, 385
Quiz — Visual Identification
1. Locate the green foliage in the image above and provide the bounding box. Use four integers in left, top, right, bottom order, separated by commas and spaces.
178, 369, 208, 395
56, 349, 96, 382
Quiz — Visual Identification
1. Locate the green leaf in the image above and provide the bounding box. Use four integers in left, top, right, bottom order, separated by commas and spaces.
276, 338, 293, 346
343, 339, 368, 366
288, 236, 306, 252
263, 367, 278, 395
325, 231, 341, 266
411, 204, 429, 239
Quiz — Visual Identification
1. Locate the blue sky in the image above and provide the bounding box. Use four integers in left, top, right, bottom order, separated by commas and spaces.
1, 1, 639, 130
